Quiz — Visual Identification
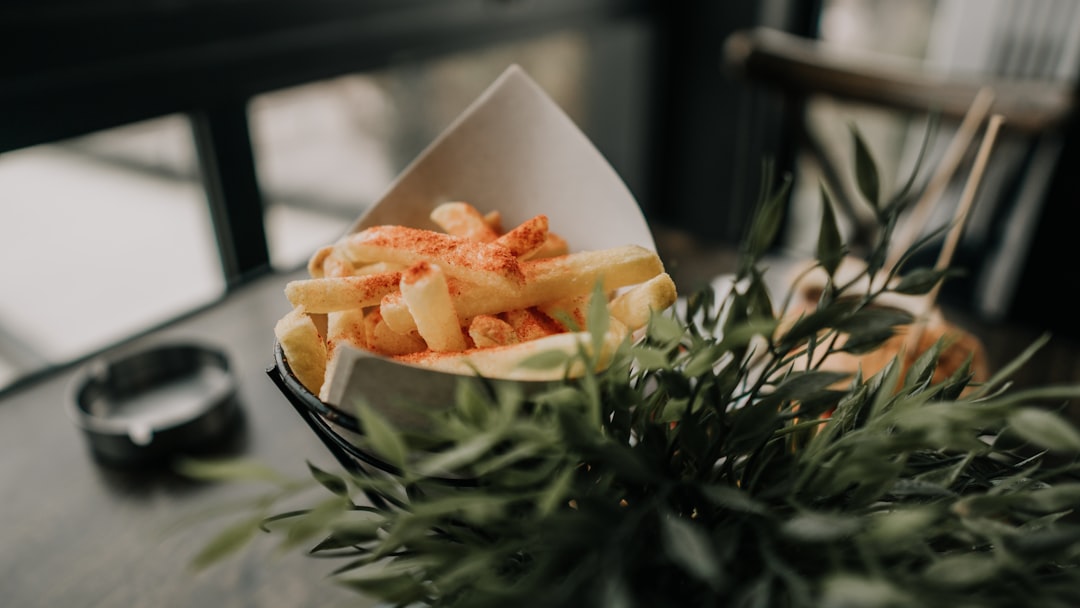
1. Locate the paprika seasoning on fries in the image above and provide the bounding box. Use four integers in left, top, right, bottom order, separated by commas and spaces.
275, 201, 677, 396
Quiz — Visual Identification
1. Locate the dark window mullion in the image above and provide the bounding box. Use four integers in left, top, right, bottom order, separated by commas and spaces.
190, 103, 271, 287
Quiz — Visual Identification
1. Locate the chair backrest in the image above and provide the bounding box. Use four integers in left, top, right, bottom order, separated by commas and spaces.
909, 0, 1080, 323
724, 1, 1080, 336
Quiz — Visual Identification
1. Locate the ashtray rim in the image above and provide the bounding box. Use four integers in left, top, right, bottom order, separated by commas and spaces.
68, 340, 240, 466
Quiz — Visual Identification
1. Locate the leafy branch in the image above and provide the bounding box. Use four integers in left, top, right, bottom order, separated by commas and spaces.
186, 127, 1080, 608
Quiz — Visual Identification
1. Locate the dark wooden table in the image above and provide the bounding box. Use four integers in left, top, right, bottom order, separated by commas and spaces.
0, 268, 373, 608
3, 241, 1079, 608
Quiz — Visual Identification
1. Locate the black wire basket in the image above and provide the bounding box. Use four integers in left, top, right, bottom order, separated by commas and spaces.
266, 342, 484, 510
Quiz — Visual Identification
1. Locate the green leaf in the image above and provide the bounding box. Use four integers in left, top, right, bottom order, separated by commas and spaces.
355, 401, 407, 471
892, 267, 950, 295
281, 496, 351, 550
887, 111, 937, 211
838, 328, 896, 355
431, 551, 509, 600
835, 307, 914, 335
1007, 408, 1080, 452
337, 559, 430, 604
312, 510, 385, 551
816, 184, 846, 276
1003, 524, 1080, 557
862, 506, 941, 549
867, 357, 903, 419
175, 457, 289, 485
922, 553, 1000, 589
629, 345, 670, 371
820, 574, 910, 608
658, 396, 689, 423
518, 349, 572, 371
647, 313, 685, 345
780, 511, 861, 543
454, 379, 494, 427
762, 370, 850, 407
700, 484, 770, 516
414, 432, 498, 477
954, 484, 1080, 519
719, 319, 779, 353
661, 512, 719, 588
887, 479, 955, 498
809, 384, 870, 452
587, 281, 611, 359
408, 493, 512, 524
744, 268, 776, 321
953, 494, 1024, 519
600, 574, 634, 608
307, 461, 349, 496
590, 441, 656, 483
683, 342, 725, 378
851, 124, 881, 209
741, 166, 791, 268
904, 338, 943, 390
189, 514, 264, 570
776, 300, 858, 353
537, 467, 576, 516
1015, 483, 1080, 514
727, 402, 780, 454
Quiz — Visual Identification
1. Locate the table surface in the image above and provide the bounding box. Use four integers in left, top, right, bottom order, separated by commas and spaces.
3, 244, 1079, 608
0, 268, 373, 608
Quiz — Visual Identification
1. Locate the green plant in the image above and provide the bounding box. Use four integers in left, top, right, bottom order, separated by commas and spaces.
185, 129, 1080, 608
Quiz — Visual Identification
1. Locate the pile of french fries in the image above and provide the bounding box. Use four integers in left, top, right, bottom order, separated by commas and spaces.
275, 202, 677, 399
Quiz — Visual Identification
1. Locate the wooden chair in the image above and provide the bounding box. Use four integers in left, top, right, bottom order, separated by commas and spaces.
723, 21, 1079, 339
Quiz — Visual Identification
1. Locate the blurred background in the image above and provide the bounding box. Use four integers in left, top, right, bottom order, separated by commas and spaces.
2, 0, 1078, 394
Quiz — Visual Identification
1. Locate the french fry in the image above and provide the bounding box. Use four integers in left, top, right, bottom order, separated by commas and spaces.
307, 245, 334, 279
522, 231, 569, 260
321, 241, 366, 389
430, 201, 500, 242
494, 214, 548, 258
326, 307, 368, 353
502, 307, 563, 341
364, 308, 427, 356
309, 312, 328, 340
307, 244, 354, 278
468, 315, 519, 348
343, 225, 525, 287
321, 307, 368, 402
279, 204, 677, 395
394, 322, 628, 381
536, 294, 590, 332
275, 306, 327, 395
324, 249, 354, 278
483, 210, 503, 234
380, 245, 664, 333
354, 261, 406, 276
608, 273, 677, 331
400, 261, 467, 352
285, 272, 402, 313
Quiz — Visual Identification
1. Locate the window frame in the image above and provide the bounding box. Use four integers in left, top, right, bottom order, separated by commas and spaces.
2, 0, 653, 285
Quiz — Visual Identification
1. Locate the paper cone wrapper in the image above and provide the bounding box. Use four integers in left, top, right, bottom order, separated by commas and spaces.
280, 65, 657, 428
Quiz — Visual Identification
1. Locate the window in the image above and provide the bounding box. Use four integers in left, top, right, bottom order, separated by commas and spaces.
0, 20, 655, 393
0, 116, 224, 389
